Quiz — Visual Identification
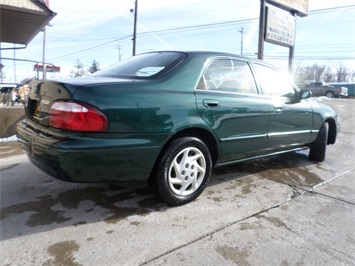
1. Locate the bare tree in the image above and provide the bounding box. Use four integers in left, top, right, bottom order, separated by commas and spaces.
0, 70, 5, 82
323, 66, 335, 83
349, 70, 355, 82
294, 64, 326, 83
293, 63, 353, 84
293, 63, 306, 85
313, 64, 326, 82
70, 60, 87, 78
335, 64, 349, 82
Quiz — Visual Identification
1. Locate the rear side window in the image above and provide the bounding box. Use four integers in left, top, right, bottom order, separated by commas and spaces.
197, 59, 258, 94
253, 63, 295, 97
94, 52, 187, 79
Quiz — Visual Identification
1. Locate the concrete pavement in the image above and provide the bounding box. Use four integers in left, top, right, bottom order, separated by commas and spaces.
146, 170, 354, 265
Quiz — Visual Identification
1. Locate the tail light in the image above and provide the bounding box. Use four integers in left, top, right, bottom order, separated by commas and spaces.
49, 101, 108, 132
340, 87, 348, 94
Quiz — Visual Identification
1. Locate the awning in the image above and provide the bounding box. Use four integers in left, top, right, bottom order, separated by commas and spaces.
0, 0, 56, 45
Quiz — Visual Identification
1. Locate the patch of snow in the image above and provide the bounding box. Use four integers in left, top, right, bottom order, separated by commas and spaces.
0, 135, 18, 143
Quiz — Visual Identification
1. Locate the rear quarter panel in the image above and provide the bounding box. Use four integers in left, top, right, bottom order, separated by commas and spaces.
72, 81, 204, 134
72, 54, 211, 134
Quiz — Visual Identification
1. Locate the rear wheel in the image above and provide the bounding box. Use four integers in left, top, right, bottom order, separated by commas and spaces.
152, 137, 212, 206
309, 123, 328, 162
325, 91, 335, 98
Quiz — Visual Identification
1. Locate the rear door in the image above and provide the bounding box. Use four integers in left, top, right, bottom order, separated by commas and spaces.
195, 58, 270, 163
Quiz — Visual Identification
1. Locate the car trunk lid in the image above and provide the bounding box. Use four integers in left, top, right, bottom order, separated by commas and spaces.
25, 77, 137, 127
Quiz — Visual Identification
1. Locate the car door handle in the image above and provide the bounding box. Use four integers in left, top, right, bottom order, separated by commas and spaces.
203, 100, 220, 108
272, 102, 284, 111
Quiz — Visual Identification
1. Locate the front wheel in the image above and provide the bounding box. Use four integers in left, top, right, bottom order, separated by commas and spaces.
309, 123, 328, 162
152, 137, 212, 206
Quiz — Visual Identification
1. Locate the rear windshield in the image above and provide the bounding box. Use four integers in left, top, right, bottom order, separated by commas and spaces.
94, 52, 187, 79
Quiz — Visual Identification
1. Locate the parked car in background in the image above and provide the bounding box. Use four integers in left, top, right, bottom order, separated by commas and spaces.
17, 51, 339, 206
302, 82, 348, 98
18, 84, 31, 102
0, 84, 18, 106
16, 77, 37, 103
11, 87, 22, 104
329, 82, 355, 99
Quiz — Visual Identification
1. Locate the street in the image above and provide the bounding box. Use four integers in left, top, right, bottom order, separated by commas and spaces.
1, 99, 354, 266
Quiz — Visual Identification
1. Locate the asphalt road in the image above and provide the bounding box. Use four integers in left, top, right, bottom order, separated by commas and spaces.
1, 98, 354, 266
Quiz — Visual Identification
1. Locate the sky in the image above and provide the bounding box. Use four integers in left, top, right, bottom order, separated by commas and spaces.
1, 0, 355, 83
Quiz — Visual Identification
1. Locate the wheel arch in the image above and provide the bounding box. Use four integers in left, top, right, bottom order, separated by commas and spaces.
148, 127, 220, 181
325, 118, 337, 144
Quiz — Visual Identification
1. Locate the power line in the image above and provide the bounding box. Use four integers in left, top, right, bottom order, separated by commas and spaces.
308, 5, 355, 14
48, 35, 131, 61
46, 5, 355, 61
137, 5, 355, 36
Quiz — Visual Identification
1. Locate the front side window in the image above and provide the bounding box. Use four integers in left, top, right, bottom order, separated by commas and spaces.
197, 59, 258, 94
94, 52, 187, 79
253, 63, 295, 97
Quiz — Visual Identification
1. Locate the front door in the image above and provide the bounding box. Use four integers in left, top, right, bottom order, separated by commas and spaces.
252, 63, 313, 151
195, 58, 270, 163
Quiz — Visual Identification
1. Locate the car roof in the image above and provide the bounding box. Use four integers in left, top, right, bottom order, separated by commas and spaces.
178, 50, 270, 66
143, 50, 261, 62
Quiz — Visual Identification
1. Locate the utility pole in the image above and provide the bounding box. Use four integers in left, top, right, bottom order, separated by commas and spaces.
42, 24, 52, 79
42, 1, 52, 79
13, 44, 16, 83
131, 0, 138, 56
258, 0, 266, 60
42, 27, 46, 79
0, 42, 3, 83
117, 45, 122, 61
288, 11, 297, 74
238, 28, 245, 55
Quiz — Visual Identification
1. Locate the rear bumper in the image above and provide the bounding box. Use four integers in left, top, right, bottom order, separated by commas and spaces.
16, 119, 168, 183
339, 92, 348, 98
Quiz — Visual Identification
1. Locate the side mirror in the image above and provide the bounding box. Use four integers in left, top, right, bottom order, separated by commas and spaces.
299, 89, 312, 99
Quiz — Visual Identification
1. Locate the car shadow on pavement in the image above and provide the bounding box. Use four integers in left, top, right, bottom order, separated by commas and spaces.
0, 161, 168, 241
210, 150, 325, 189
1, 150, 323, 241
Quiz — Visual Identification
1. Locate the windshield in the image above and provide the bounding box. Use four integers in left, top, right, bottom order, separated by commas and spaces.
94, 52, 187, 79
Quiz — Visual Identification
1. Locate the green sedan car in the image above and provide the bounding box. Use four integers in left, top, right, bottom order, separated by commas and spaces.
17, 51, 339, 206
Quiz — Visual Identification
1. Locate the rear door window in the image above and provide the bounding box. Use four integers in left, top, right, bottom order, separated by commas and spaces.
197, 59, 258, 95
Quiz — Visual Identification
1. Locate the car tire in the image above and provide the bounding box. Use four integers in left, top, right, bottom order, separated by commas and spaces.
309, 123, 328, 162
153, 137, 212, 206
325, 91, 335, 98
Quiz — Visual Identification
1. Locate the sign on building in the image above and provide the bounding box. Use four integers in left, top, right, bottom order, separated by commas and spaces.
265, 4, 296, 47
34, 64, 60, 73
267, 0, 309, 17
